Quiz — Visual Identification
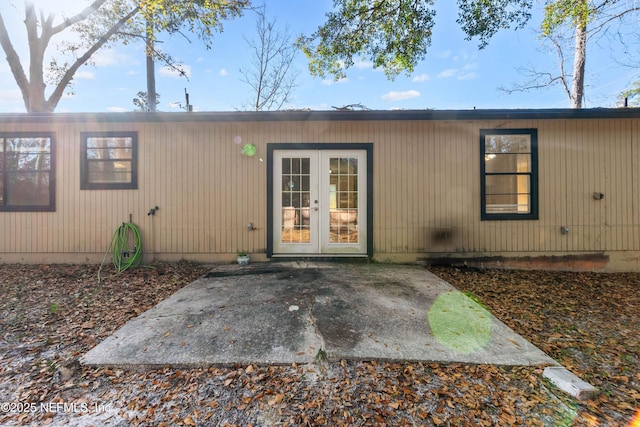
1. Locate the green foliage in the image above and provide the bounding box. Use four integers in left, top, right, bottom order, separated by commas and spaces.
72, 0, 249, 56
541, 0, 591, 35
140, 0, 249, 48
456, 0, 533, 48
0, 0, 249, 112
462, 291, 487, 310
49, 303, 60, 314
314, 348, 328, 364
133, 91, 160, 112
299, 0, 536, 80
297, 0, 437, 80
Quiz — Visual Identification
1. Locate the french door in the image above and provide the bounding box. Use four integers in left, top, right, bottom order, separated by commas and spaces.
273, 149, 367, 255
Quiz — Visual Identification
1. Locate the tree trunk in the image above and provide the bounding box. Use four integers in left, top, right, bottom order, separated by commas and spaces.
146, 50, 156, 112
571, 13, 587, 108
2, 2, 140, 112
25, 3, 51, 112
145, 16, 157, 112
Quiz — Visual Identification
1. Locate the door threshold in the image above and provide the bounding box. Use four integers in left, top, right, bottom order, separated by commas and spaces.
270, 254, 370, 262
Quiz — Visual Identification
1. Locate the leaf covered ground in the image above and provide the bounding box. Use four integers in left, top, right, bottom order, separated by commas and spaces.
0, 262, 638, 426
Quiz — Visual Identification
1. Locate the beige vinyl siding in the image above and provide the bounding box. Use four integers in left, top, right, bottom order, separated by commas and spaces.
1, 114, 640, 268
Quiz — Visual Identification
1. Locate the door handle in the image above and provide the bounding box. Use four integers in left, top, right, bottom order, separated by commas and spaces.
313, 207, 319, 211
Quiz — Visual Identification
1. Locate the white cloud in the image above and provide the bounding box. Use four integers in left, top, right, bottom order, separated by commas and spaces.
0, 88, 20, 99
354, 59, 374, 69
107, 106, 128, 112
159, 64, 192, 79
434, 51, 478, 79
0, 89, 24, 111
458, 72, 479, 80
219, 68, 228, 76
91, 49, 130, 67
412, 73, 430, 82
452, 51, 473, 62
321, 77, 349, 86
382, 90, 420, 101
74, 70, 95, 80
437, 69, 458, 78
457, 63, 479, 80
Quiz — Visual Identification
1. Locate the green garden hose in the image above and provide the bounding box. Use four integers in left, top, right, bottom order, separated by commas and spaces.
98, 222, 143, 281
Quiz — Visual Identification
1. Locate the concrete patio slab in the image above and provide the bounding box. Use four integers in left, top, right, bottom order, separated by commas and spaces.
82, 262, 559, 368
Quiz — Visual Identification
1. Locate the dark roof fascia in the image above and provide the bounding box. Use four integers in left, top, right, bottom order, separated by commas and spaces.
1, 108, 640, 124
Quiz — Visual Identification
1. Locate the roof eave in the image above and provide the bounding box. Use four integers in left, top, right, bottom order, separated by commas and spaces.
1, 108, 639, 123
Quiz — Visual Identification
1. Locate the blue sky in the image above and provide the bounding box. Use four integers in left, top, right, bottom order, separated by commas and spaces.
0, 0, 637, 113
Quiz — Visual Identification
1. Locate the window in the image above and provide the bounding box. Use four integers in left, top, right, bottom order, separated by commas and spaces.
0, 133, 55, 211
81, 132, 137, 190
480, 129, 538, 220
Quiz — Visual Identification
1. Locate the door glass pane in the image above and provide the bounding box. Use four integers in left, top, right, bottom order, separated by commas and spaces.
281, 157, 310, 243
329, 157, 358, 243
282, 158, 291, 174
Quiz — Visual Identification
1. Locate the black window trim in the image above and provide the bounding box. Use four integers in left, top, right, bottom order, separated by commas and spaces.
480, 128, 538, 221
0, 132, 56, 212
80, 131, 138, 190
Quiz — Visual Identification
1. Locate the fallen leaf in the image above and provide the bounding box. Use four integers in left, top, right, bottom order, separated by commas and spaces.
431, 415, 445, 425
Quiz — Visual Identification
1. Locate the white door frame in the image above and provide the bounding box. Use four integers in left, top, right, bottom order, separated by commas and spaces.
319, 150, 367, 254
267, 143, 373, 257
273, 150, 319, 254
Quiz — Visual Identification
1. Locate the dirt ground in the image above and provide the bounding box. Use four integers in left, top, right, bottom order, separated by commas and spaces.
0, 261, 638, 426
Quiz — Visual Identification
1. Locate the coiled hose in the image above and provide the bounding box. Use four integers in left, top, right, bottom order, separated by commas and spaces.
98, 222, 143, 281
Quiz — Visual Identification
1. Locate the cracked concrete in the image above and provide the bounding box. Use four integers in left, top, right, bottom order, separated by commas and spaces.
82, 262, 559, 368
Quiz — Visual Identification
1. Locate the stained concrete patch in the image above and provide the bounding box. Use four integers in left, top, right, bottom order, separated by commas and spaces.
82, 262, 559, 368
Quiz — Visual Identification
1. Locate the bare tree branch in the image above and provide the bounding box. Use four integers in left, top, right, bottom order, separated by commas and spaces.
499, 35, 572, 101
51, 0, 110, 35
47, 6, 141, 112
239, 6, 299, 111
0, 13, 29, 109
1, 0, 247, 112
503, 0, 639, 108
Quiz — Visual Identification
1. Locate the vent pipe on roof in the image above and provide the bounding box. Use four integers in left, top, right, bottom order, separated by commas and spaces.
185, 89, 193, 112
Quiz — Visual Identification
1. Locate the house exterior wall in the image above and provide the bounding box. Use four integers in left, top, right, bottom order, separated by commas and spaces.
1, 110, 639, 271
